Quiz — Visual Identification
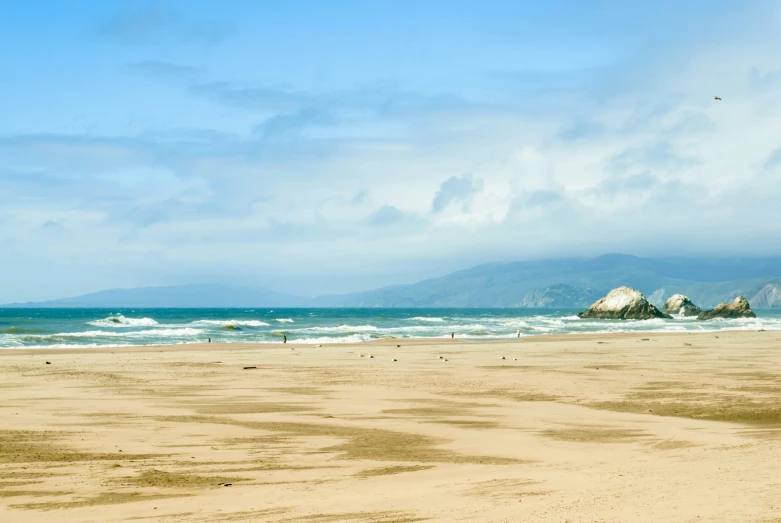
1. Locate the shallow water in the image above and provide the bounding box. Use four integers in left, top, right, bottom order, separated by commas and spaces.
1, 307, 780, 349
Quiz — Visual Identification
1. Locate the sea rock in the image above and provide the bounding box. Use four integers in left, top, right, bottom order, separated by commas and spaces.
662, 294, 702, 317
697, 296, 757, 319
578, 286, 671, 320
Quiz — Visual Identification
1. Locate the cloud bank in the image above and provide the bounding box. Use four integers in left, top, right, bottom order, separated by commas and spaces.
1, 2, 781, 301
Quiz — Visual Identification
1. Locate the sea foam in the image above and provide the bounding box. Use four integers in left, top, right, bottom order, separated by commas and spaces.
282, 334, 374, 344
25, 328, 203, 339
296, 325, 379, 333
88, 315, 159, 328
3, 308, 781, 350
191, 320, 270, 328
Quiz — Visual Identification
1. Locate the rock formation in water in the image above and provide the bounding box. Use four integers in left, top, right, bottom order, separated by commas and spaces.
697, 296, 757, 319
578, 286, 672, 320
662, 294, 702, 317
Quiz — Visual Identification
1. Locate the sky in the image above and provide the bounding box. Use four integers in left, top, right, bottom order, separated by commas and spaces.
2, 0, 781, 302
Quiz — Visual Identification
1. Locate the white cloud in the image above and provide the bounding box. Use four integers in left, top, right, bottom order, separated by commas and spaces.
3, 3, 781, 301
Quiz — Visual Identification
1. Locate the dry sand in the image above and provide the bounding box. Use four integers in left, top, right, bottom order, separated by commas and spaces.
2, 330, 781, 522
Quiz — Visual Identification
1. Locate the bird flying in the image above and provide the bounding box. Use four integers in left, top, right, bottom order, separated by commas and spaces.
714, 96, 722, 101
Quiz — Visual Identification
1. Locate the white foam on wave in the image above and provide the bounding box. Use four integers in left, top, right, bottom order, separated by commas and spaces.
670, 314, 698, 321
526, 325, 556, 333
128, 328, 203, 337
293, 322, 514, 336
2, 342, 135, 349
297, 325, 379, 333
487, 319, 530, 328
22, 328, 204, 339
447, 323, 489, 331
5, 311, 781, 349
88, 315, 159, 328
0, 336, 23, 347
375, 323, 491, 334
281, 334, 374, 344
711, 318, 781, 331
577, 317, 668, 327
191, 320, 270, 327
373, 325, 448, 333
0, 340, 206, 350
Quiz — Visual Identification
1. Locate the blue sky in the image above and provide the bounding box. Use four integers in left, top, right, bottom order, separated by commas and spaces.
1, 1, 781, 302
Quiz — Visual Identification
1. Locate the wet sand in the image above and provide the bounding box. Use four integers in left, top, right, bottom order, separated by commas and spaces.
2, 330, 781, 522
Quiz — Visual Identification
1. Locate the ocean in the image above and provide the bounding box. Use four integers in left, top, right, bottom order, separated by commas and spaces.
1, 308, 781, 349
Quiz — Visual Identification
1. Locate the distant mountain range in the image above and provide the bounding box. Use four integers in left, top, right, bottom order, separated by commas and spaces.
2, 284, 303, 308
3, 254, 781, 309
314, 254, 781, 308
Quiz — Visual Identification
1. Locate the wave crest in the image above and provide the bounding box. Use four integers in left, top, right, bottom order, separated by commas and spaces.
88, 315, 159, 328
191, 320, 270, 328
20, 328, 203, 339
298, 324, 379, 333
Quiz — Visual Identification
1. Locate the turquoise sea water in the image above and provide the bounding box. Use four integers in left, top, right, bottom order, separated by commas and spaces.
1, 308, 781, 349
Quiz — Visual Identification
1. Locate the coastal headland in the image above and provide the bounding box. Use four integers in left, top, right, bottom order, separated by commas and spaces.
2, 330, 781, 522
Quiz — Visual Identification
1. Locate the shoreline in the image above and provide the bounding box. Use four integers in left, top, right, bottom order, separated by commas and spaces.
3, 308, 778, 355
0, 327, 773, 356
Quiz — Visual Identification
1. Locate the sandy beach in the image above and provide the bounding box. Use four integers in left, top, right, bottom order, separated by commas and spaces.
2, 330, 781, 522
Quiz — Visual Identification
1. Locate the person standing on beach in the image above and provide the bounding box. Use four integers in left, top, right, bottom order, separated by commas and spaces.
451, 332, 454, 339
208, 338, 211, 343
283, 335, 287, 344
517, 329, 521, 338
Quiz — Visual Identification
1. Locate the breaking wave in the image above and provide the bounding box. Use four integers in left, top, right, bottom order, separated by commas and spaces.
19, 328, 203, 340
3, 308, 781, 349
191, 320, 270, 328
88, 315, 159, 328
296, 325, 379, 333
